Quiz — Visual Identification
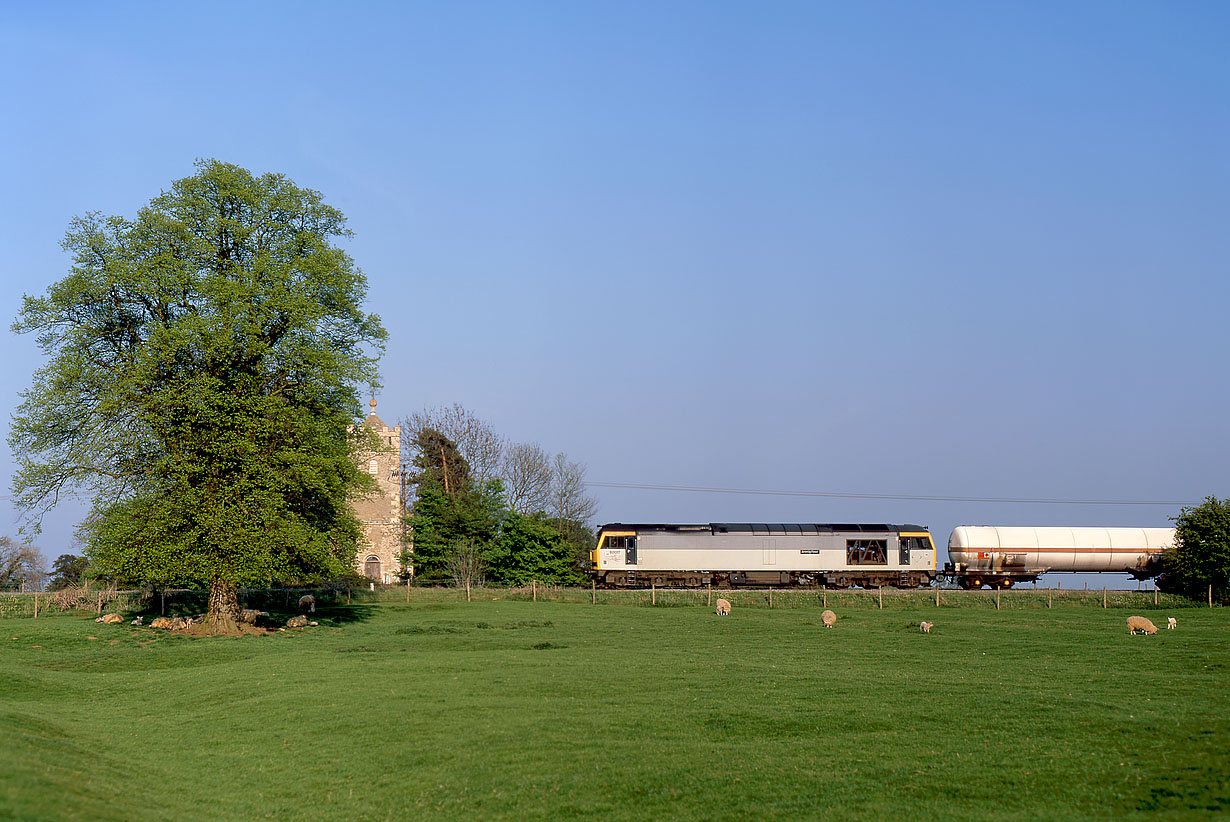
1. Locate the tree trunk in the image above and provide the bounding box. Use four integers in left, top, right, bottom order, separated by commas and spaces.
205, 577, 241, 633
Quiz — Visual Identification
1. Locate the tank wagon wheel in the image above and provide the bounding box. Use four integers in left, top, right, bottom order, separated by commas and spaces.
999, 579, 1014, 589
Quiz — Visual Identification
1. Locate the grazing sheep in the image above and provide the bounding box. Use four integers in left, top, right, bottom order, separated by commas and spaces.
286, 615, 310, 629
95, 613, 123, 624
298, 595, 315, 613
821, 609, 837, 628
239, 609, 270, 625
920, 621, 934, 634
1127, 616, 1158, 635
1167, 617, 1177, 630
715, 598, 732, 616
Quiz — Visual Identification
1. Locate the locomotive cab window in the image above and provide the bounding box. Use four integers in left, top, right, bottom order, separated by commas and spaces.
846, 539, 887, 565
605, 535, 637, 565
898, 536, 928, 565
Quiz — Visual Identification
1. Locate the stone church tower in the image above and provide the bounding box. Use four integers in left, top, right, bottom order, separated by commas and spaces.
352, 398, 405, 583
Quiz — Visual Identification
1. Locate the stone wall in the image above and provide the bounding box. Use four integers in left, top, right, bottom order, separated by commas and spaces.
353, 400, 405, 583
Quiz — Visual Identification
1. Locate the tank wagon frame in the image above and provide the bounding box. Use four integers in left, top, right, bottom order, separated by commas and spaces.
591, 523, 937, 589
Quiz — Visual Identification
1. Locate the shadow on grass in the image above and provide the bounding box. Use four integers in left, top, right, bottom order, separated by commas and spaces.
299, 604, 377, 626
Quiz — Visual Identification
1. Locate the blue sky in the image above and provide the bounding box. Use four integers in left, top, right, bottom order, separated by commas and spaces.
2, 1, 1227, 581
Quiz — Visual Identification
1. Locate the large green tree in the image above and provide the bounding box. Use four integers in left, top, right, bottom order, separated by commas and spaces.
9, 160, 386, 631
486, 511, 587, 586
1156, 496, 1230, 600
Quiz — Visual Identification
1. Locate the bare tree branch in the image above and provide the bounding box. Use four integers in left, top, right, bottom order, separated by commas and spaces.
501, 442, 553, 515
401, 404, 503, 485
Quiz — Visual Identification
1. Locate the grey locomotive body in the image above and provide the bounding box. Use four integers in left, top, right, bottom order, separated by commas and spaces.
591, 522, 937, 588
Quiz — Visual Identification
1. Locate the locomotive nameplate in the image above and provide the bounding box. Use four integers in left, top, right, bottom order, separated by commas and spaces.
800, 549, 819, 554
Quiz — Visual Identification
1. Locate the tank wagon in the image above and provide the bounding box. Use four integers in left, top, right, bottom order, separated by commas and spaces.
947, 526, 1175, 588
591, 523, 937, 588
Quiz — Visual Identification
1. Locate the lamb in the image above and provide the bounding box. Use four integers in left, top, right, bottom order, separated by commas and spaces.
715, 598, 732, 616
298, 594, 316, 613
95, 613, 123, 624
920, 621, 934, 634
821, 609, 837, 628
130, 616, 144, 626
1127, 616, 1158, 635
1167, 617, 1177, 630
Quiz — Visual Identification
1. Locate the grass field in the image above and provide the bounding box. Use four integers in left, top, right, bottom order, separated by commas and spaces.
2, 595, 1227, 820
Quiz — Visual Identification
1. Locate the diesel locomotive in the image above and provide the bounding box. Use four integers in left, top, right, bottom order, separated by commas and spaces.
590, 522, 1176, 589
591, 522, 938, 588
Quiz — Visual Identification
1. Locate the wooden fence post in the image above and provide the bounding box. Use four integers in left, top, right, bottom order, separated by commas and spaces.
592, 579, 596, 605
996, 588, 1001, 611
1048, 587, 1052, 608
935, 586, 940, 607
532, 580, 537, 602
651, 583, 655, 606
878, 586, 883, 609
1153, 585, 1157, 606
32, 592, 38, 619
96, 591, 103, 617
708, 582, 712, 607
466, 581, 471, 602
823, 590, 827, 608
768, 588, 773, 609
407, 581, 411, 603
1103, 586, 1107, 609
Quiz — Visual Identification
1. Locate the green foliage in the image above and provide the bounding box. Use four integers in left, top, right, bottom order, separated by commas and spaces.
402, 425, 595, 586
46, 554, 89, 591
9, 160, 386, 596
487, 512, 587, 586
1159, 496, 1230, 599
405, 478, 505, 583
409, 427, 471, 497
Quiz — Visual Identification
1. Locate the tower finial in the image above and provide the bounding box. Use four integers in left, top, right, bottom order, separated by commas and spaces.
369, 396, 377, 413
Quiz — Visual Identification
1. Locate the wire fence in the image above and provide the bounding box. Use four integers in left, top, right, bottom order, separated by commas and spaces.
0, 581, 1219, 618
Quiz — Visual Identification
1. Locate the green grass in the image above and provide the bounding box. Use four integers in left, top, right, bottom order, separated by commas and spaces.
1, 596, 1227, 820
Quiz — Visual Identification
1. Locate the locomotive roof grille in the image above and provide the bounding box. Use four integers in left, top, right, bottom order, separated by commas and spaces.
599, 523, 926, 535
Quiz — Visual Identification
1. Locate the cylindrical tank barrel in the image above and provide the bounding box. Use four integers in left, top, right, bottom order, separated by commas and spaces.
948, 526, 1174, 574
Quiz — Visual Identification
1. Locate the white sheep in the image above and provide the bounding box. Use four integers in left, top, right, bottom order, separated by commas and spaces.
821, 609, 837, 628
920, 621, 934, 634
239, 609, 270, 625
1127, 616, 1157, 635
298, 594, 316, 613
1167, 617, 1177, 630
715, 598, 732, 616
